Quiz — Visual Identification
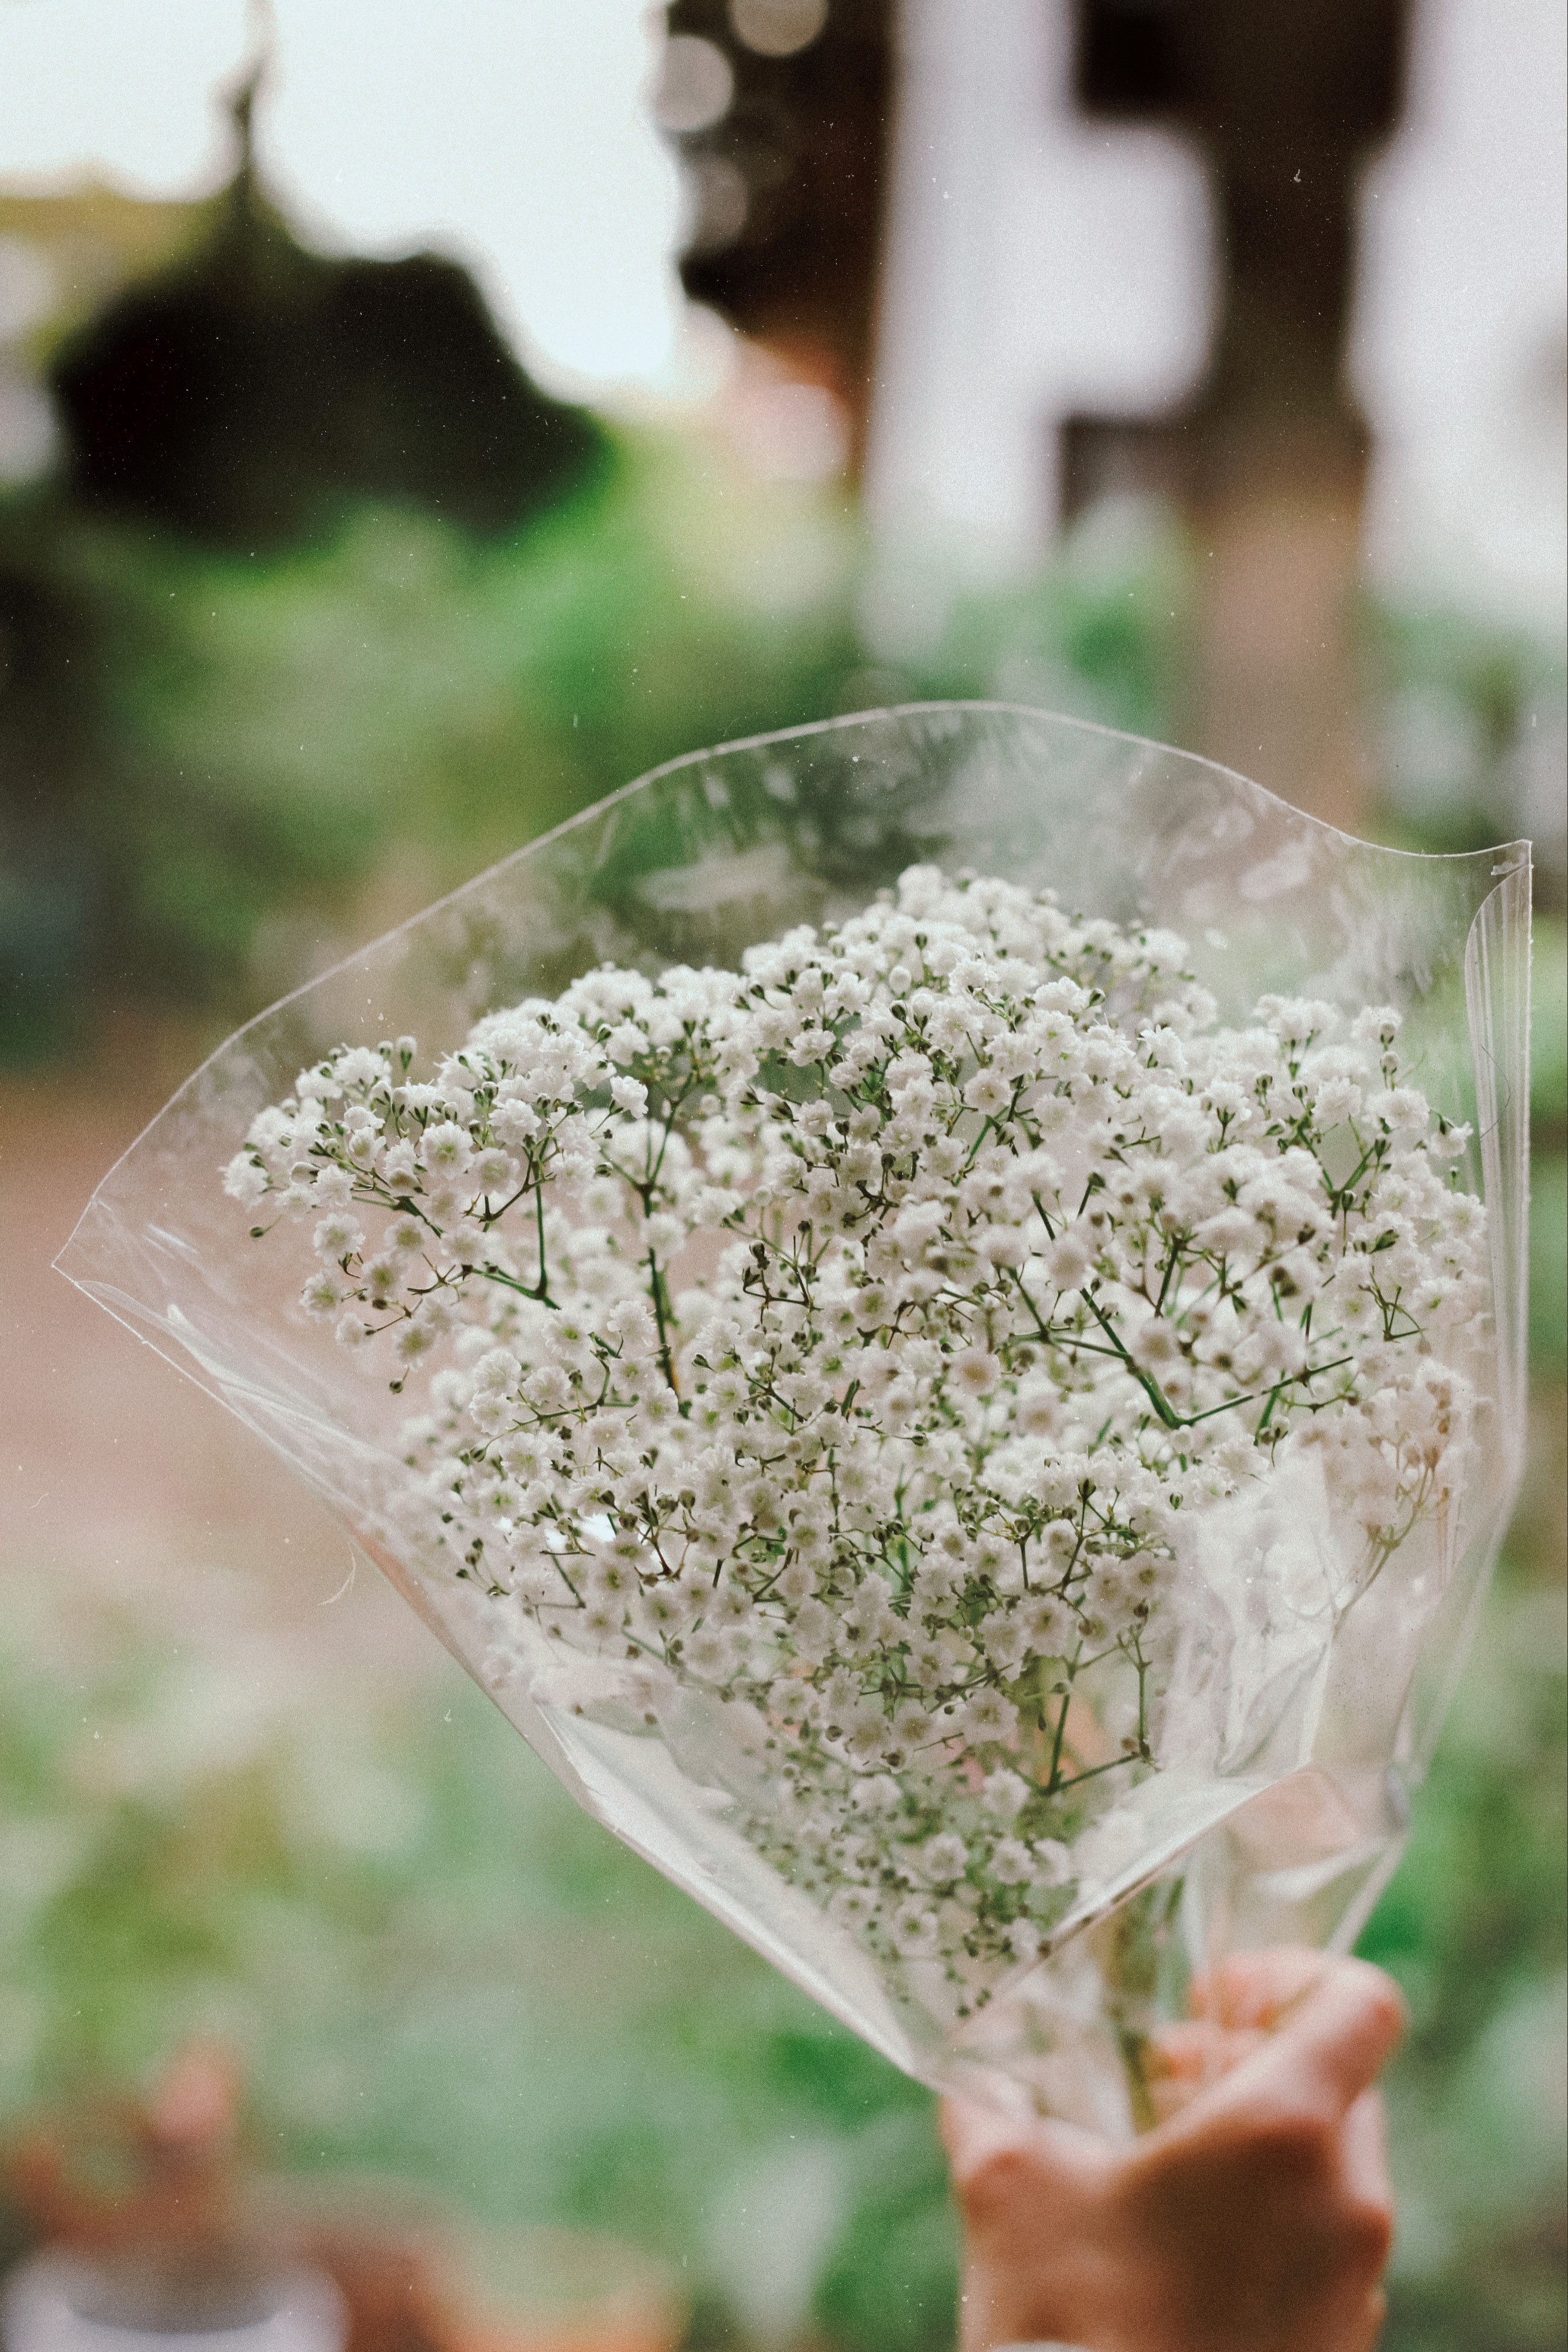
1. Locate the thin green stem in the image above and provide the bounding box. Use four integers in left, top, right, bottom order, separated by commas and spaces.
533, 1181, 552, 1302
1046, 1680, 1074, 1793
646, 1251, 681, 1401
1083, 1292, 1182, 1430
1052, 1750, 1139, 1797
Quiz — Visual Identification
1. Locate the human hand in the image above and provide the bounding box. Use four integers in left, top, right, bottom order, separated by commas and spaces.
943, 1949, 1405, 2352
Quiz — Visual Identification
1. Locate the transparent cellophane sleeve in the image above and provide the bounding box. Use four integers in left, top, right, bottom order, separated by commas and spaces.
58, 705, 1530, 2133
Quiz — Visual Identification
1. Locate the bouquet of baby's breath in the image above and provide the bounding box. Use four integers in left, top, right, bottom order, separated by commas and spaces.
226, 866, 1489, 2093
63, 708, 1530, 2131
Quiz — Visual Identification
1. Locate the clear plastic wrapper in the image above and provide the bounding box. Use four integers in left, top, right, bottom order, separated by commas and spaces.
59, 705, 1530, 2134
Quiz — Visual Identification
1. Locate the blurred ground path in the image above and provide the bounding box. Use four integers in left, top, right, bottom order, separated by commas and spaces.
0, 1024, 437, 1690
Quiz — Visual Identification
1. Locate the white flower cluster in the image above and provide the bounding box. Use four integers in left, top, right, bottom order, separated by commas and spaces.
226, 866, 1486, 2003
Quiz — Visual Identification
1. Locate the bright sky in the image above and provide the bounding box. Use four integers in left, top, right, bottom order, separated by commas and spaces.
0, 0, 686, 389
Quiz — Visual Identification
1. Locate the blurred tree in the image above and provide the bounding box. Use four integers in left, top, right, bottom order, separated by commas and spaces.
1066, 0, 1412, 830
1073, 0, 1406, 469
48, 70, 606, 551
661, 0, 894, 470
0, 58, 616, 1056
0, 527, 116, 1055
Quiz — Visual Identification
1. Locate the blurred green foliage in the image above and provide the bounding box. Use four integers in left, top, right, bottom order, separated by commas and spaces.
0, 1586, 957, 2345
1526, 920, 1567, 1379
0, 453, 1191, 1060
1366, 1566, 1567, 2351
1366, 603, 1567, 874
7, 440, 1561, 1069
0, 1501, 1560, 2346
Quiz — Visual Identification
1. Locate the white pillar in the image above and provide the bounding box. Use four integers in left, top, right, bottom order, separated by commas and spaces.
865, 0, 1216, 570
1349, 0, 1567, 631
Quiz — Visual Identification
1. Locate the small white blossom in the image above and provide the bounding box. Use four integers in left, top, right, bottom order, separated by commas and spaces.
313, 1212, 365, 1259
300, 1270, 346, 1318
890, 1901, 941, 1955
982, 1768, 1030, 1820
223, 1152, 270, 1208
1032, 1838, 1073, 1887
920, 1833, 969, 1885
990, 1837, 1034, 1886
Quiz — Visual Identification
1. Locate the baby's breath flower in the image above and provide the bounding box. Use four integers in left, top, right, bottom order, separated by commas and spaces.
229, 862, 1486, 1991
223, 1152, 270, 1207
312, 1201, 360, 1249
991, 1836, 1034, 1885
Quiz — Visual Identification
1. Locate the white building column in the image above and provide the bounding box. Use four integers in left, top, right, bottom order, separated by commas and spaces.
865, 0, 1215, 569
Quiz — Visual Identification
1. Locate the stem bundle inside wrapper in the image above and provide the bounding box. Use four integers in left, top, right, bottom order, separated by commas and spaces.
226, 863, 1489, 2067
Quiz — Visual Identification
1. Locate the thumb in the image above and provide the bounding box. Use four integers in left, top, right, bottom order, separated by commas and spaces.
1201, 1956, 1406, 2132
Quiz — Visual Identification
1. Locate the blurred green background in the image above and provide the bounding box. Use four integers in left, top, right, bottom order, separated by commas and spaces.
0, 4, 1563, 2346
